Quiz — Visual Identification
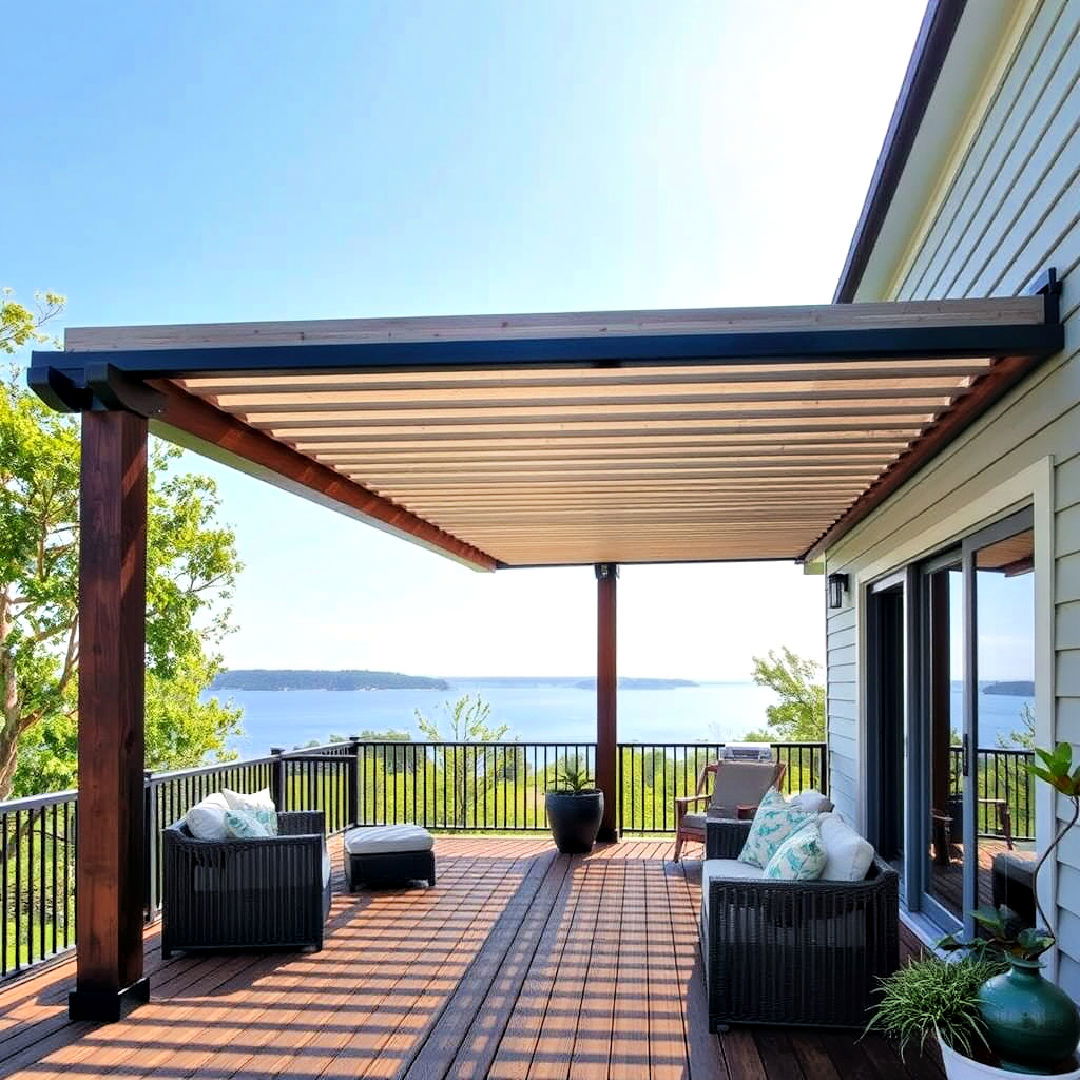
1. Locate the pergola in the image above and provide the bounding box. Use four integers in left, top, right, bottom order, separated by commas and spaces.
28, 276, 1062, 1020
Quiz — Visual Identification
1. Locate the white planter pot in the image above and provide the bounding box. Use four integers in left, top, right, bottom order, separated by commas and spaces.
938, 1038, 1080, 1079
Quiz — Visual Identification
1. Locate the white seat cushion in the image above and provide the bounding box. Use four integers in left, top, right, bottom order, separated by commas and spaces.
703, 858, 766, 883
186, 792, 230, 840
345, 824, 433, 855
701, 858, 765, 927
818, 812, 875, 881
322, 847, 331, 887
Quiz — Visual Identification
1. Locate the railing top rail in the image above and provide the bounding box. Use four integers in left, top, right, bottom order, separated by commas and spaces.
148, 756, 277, 783
355, 740, 597, 748
0, 788, 79, 813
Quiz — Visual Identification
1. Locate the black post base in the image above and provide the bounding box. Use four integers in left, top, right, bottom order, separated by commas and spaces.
596, 826, 620, 843
69, 977, 150, 1022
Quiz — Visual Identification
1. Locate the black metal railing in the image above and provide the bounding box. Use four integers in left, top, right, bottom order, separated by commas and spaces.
948, 746, 1037, 842
12, 737, 1033, 983
354, 741, 596, 831
617, 742, 826, 833
0, 790, 77, 980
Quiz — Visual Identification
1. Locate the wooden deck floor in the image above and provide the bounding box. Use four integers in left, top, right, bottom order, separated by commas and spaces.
0, 837, 941, 1080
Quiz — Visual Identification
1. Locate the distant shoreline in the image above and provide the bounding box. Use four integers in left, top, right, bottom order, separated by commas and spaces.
212, 670, 700, 692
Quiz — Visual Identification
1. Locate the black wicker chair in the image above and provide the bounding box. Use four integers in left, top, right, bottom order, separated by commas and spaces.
701, 829, 899, 1031
162, 810, 330, 958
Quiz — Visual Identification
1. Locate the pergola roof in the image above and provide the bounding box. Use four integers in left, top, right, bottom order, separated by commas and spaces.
30, 288, 1062, 570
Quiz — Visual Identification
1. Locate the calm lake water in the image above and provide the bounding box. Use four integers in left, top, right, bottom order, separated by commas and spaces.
216, 680, 1035, 758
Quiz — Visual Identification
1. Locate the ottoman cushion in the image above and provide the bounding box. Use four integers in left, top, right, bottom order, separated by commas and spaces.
345, 824, 433, 855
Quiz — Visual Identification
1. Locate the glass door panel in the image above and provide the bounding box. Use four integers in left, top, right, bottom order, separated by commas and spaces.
924, 561, 964, 926
972, 527, 1035, 918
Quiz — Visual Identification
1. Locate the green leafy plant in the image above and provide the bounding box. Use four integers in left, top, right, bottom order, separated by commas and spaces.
552, 757, 595, 794
939, 905, 1056, 963
1026, 743, 1080, 932
866, 956, 1007, 1059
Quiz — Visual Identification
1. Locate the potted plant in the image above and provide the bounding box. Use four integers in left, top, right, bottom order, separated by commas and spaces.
545, 757, 603, 854
867, 955, 1010, 1077
869, 742, 1080, 1078
929, 742, 1080, 1075
936, 909, 1079, 1076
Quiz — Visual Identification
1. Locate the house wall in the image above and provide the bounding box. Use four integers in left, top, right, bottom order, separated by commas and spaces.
825, 0, 1080, 991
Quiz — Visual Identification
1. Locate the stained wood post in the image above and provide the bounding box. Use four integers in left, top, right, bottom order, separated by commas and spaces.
595, 563, 619, 842
70, 410, 151, 1021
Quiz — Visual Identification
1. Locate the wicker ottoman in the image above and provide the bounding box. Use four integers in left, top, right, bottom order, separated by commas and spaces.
344, 824, 436, 890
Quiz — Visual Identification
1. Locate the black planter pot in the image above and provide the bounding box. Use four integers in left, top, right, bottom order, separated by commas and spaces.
545, 790, 604, 853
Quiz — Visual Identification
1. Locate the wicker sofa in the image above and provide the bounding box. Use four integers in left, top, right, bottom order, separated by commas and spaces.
162, 810, 331, 958
701, 818, 899, 1030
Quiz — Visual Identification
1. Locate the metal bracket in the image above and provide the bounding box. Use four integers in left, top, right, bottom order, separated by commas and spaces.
85, 364, 166, 417
26, 366, 93, 412
1029, 266, 1061, 326
594, 563, 619, 581
26, 363, 166, 418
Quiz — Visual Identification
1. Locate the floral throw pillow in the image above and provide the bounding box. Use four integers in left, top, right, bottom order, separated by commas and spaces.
224, 809, 272, 839
763, 821, 827, 880
223, 787, 278, 836
737, 788, 816, 868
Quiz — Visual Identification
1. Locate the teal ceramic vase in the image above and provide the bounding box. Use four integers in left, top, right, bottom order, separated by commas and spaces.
979, 959, 1080, 1073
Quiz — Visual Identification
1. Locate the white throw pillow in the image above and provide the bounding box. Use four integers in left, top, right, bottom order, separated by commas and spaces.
223, 787, 278, 835
763, 822, 827, 881
186, 792, 230, 840
737, 788, 816, 868
790, 789, 832, 814
818, 812, 875, 881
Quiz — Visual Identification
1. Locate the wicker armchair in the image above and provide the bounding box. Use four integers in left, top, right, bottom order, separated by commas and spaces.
673, 759, 786, 861
162, 810, 330, 958
701, 850, 899, 1030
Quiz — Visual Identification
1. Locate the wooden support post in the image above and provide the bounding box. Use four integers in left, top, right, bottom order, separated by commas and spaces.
595, 563, 619, 842
69, 410, 151, 1022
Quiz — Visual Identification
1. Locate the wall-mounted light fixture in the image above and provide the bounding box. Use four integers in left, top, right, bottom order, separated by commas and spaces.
827, 573, 849, 610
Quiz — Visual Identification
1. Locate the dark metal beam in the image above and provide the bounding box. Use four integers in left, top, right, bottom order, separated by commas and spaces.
29, 319, 1063, 388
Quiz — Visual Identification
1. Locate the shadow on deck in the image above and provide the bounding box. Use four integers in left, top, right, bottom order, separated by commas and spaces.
0, 837, 941, 1079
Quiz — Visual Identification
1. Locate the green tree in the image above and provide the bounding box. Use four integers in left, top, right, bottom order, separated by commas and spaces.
415, 695, 513, 828
1, 288, 64, 354
744, 647, 826, 742
0, 374, 244, 799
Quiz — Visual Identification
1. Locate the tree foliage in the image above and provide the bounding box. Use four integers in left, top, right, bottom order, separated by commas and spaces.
744, 647, 825, 742
414, 694, 508, 743
0, 369, 244, 799
0, 288, 64, 356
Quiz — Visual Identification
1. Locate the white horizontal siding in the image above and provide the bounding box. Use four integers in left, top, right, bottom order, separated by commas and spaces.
826, 603, 858, 822
826, 0, 1080, 989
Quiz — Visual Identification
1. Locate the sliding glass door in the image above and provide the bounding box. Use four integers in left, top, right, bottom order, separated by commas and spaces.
913, 508, 1036, 936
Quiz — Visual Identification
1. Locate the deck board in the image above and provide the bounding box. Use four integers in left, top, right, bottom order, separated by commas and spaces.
0, 837, 939, 1080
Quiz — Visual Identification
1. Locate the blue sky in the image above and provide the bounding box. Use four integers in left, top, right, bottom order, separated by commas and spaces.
6, 0, 928, 679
